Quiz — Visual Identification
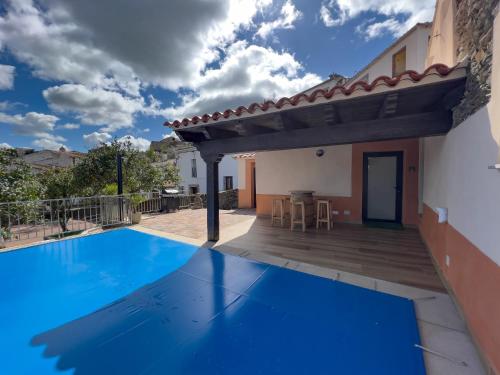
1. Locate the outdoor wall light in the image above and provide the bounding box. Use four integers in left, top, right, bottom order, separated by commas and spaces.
316, 149, 324, 157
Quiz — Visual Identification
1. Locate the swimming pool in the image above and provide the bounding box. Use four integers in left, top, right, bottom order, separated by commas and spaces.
0, 228, 425, 374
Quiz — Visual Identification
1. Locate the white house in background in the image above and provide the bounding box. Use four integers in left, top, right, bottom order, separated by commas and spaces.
17, 147, 85, 174
176, 145, 238, 194
303, 22, 432, 95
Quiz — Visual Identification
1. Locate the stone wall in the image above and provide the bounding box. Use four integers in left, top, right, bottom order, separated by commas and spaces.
453, 0, 499, 125
198, 189, 238, 210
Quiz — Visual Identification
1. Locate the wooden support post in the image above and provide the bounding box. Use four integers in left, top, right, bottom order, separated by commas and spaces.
203, 153, 223, 242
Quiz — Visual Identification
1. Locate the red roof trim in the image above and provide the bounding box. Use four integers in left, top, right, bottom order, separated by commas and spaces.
164, 64, 460, 129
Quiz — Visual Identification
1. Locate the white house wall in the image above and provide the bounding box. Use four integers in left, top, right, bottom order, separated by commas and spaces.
303, 25, 431, 95
359, 26, 430, 82
422, 8, 500, 266
255, 145, 352, 196
423, 106, 500, 266
177, 151, 238, 194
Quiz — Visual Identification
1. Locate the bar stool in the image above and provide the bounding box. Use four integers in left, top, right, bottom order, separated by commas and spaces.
316, 200, 332, 230
271, 198, 285, 227
290, 200, 306, 232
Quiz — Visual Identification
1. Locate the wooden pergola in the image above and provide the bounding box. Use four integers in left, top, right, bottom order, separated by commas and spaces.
165, 64, 467, 241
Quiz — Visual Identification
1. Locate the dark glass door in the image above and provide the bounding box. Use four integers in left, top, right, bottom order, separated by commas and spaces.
362, 151, 403, 223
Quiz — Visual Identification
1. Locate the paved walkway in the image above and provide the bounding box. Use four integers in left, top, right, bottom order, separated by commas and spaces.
140, 209, 256, 240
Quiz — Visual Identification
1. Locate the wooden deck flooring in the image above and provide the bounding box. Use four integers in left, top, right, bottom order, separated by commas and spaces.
215, 217, 445, 292
140, 209, 444, 292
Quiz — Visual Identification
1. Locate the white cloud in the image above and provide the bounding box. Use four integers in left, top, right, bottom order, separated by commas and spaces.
43, 84, 144, 132
32, 135, 67, 150
163, 41, 321, 121
59, 123, 80, 130
0, 111, 59, 137
0, 142, 13, 149
360, 18, 401, 40
0, 110, 68, 150
1, 0, 321, 142
162, 132, 180, 140
319, 4, 340, 27
0, 65, 15, 89
83, 131, 112, 148
319, 0, 434, 39
256, 0, 302, 40
82, 132, 151, 151
117, 135, 151, 152
0, 0, 274, 92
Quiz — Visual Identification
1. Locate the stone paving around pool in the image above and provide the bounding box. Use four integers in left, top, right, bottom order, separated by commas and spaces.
140, 209, 256, 240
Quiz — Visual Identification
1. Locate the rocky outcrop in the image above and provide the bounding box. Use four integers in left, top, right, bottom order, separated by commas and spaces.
453, 0, 499, 125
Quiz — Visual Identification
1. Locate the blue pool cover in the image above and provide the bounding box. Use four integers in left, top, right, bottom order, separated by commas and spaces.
0, 228, 425, 374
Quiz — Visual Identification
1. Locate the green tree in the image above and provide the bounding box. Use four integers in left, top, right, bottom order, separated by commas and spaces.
163, 164, 181, 188
72, 141, 122, 196
72, 139, 165, 195
0, 148, 42, 203
38, 168, 79, 232
0, 148, 42, 240
39, 168, 78, 200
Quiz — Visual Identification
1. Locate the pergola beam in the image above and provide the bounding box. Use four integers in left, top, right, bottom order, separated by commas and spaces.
233, 122, 276, 136
196, 110, 452, 155
378, 93, 399, 118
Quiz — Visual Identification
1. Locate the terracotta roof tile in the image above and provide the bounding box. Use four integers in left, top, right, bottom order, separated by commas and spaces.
164, 64, 461, 129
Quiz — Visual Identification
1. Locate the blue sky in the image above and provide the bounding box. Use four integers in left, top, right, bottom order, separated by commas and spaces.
0, 0, 435, 152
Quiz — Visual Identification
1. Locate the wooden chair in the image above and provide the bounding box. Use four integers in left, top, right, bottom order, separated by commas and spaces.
271, 198, 285, 227
290, 201, 306, 232
316, 200, 332, 230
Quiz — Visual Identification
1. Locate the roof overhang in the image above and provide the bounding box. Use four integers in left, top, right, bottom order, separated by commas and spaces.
165, 63, 467, 157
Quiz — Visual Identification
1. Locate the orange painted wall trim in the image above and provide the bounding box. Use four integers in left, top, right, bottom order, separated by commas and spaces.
420, 204, 500, 374
256, 194, 355, 222
238, 159, 255, 209
352, 139, 420, 225
255, 139, 420, 225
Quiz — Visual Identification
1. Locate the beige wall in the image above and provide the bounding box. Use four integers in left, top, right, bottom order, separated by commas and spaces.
254, 139, 421, 225
255, 145, 352, 196
426, 0, 458, 67
356, 26, 430, 82
420, 5, 500, 373
237, 159, 246, 189
302, 25, 431, 94
423, 106, 500, 265
423, 1, 500, 266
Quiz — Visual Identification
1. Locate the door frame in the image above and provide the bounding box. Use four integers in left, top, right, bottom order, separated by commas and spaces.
362, 151, 403, 223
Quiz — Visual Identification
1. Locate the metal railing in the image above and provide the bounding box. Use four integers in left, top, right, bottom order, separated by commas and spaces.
134, 192, 162, 214
0, 192, 160, 246
0, 190, 235, 247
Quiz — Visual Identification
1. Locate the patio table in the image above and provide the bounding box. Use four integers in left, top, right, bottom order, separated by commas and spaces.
289, 190, 315, 227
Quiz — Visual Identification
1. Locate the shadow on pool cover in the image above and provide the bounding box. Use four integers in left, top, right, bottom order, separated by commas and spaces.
32, 248, 425, 375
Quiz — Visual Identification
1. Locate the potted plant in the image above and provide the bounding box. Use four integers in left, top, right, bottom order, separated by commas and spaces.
130, 194, 145, 224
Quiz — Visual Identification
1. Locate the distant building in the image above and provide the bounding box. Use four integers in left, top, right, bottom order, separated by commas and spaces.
176, 145, 238, 194
17, 147, 85, 173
